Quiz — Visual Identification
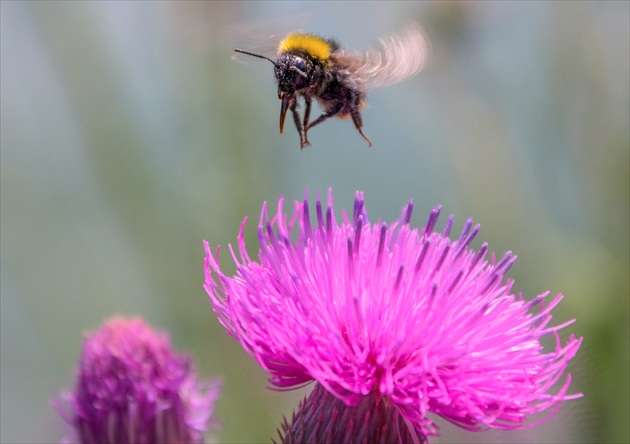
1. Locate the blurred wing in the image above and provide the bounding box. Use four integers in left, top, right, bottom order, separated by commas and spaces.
351, 24, 430, 89
228, 12, 312, 64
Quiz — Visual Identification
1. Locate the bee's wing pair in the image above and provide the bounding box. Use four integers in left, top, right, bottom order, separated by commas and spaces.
340, 24, 430, 89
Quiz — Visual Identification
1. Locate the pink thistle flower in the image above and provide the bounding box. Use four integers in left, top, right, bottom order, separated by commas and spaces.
55, 316, 221, 444
204, 189, 582, 442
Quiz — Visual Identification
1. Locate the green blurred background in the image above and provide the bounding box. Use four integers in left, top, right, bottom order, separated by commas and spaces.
1, 1, 628, 443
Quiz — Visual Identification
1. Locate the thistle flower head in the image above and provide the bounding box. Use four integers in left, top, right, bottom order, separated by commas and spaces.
204, 189, 582, 439
55, 316, 220, 444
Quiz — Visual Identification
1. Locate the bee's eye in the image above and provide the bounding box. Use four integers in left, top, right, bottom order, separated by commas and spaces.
294, 58, 306, 73
291, 58, 308, 86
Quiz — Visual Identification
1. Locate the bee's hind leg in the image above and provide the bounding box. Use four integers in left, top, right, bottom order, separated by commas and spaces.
349, 107, 372, 147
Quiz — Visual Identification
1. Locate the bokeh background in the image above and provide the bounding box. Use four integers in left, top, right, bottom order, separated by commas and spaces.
2, 1, 628, 443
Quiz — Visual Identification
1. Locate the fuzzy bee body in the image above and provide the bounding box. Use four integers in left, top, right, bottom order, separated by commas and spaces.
235, 26, 428, 148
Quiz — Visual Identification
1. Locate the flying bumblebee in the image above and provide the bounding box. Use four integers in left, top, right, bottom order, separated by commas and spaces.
234, 25, 429, 148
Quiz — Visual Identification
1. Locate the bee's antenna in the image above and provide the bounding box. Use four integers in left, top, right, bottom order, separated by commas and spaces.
234, 49, 277, 67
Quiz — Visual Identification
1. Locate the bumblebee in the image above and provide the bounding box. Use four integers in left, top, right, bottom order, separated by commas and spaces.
234, 25, 429, 148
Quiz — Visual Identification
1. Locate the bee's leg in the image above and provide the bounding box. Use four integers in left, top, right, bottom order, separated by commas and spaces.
349, 107, 373, 147
308, 102, 372, 146
289, 100, 309, 149
306, 101, 344, 135
302, 97, 312, 147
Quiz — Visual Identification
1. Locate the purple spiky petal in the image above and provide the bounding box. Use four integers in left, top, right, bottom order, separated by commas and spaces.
204, 189, 582, 439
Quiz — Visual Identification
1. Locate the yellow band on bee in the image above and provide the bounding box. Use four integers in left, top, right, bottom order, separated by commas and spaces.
279, 33, 332, 61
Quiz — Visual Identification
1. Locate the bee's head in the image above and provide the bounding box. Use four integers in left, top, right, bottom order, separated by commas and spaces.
275, 53, 315, 95
232, 47, 320, 135
274, 53, 319, 134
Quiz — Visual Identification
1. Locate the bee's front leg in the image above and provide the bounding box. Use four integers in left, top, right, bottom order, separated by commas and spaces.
289, 100, 309, 149
302, 96, 312, 147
